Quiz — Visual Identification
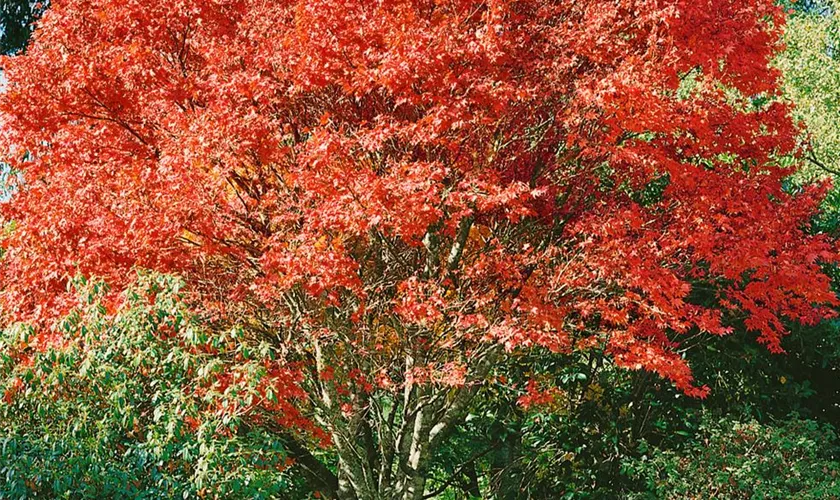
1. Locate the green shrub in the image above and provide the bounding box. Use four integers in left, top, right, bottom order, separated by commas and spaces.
624, 416, 840, 499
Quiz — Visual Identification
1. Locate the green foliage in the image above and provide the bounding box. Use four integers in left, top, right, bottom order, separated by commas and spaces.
419, 349, 691, 498
624, 416, 840, 499
0, 274, 301, 499
0, 0, 47, 55
421, 313, 840, 499
778, 0, 840, 179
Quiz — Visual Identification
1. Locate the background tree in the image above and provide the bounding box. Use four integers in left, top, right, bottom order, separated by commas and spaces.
0, 0, 47, 54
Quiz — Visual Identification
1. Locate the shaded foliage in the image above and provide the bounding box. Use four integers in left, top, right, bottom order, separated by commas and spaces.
0, 0, 46, 55
625, 417, 840, 499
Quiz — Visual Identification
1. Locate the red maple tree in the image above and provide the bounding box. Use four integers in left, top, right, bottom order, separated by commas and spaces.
0, 0, 836, 498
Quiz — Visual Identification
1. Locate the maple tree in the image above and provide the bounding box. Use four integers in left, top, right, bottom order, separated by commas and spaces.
0, 0, 838, 498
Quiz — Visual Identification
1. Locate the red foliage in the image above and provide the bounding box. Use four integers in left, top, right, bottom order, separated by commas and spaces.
0, 0, 836, 417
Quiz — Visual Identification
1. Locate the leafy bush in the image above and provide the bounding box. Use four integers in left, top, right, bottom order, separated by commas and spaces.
624, 416, 840, 499
0, 275, 305, 499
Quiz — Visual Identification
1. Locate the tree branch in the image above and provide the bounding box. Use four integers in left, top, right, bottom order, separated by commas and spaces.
806, 149, 840, 176
421, 444, 500, 499
446, 215, 474, 272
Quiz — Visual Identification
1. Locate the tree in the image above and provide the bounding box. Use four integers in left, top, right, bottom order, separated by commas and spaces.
0, 1, 837, 498
0, 0, 48, 54
776, 0, 840, 176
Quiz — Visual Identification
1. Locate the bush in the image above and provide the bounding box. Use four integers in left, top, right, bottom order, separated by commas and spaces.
624, 416, 840, 499
0, 275, 305, 499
